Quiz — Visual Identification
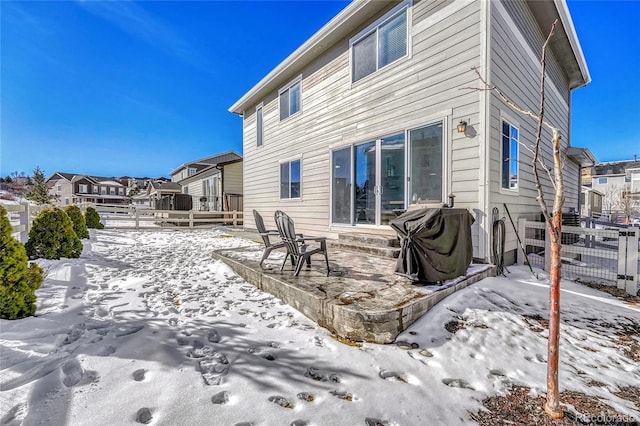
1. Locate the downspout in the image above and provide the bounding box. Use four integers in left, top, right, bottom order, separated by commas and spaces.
479, 0, 492, 262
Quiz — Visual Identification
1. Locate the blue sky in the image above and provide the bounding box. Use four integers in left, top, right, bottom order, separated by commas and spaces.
1, 1, 638, 179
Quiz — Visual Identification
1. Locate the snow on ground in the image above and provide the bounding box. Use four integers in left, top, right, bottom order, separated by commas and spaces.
1, 228, 639, 425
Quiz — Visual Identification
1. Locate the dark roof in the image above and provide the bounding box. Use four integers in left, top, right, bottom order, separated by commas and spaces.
169, 151, 242, 176
594, 160, 640, 176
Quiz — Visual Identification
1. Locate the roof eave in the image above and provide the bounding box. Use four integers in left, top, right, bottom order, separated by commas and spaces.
554, 0, 591, 88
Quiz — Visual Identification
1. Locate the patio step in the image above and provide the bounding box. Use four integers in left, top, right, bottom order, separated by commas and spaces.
328, 233, 401, 258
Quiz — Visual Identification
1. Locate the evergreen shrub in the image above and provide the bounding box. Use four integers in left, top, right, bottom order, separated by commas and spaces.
84, 206, 104, 229
64, 205, 89, 239
25, 208, 82, 259
0, 205, 44, 319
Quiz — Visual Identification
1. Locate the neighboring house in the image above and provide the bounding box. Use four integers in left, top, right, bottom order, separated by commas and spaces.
229, 0, 591, 263
47, 172, 129, 206
590, 159, 640, 220
147, 180, 182, 208
170, 151, 243, 212
580, 186, 603, 219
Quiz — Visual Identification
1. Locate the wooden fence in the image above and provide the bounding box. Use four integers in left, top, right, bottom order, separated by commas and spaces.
5, 203, 243, 242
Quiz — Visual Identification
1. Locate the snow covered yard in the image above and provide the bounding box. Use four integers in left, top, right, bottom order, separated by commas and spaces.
1, 228, 639, 425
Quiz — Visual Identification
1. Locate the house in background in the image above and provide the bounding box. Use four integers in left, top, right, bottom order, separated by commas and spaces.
580, 186, 603, 219
230, 0, 591, 264
147, 180, 182, 208
590, 158, 640, 221
47, 172, 129, 206
169, 151, 243, 212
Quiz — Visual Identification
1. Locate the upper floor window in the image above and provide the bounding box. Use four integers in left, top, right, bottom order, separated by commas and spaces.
501, 120, 519, 190
93, 185, 99, 194
351, 5, 408, 83
280, 159, 301, 199
256, 105, 263, 147
598, 177, 608, 184
110, 187, 116, 195
279, 80, 301, 121
79, 184, 88, 193
100, 186, 107, 194
57, 185, 61, 192
189, 168, 197, 176
118, 188, 124, 195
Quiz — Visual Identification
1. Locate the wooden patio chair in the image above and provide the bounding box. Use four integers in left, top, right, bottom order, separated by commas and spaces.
253, 209, 286, 268
274, 210, 330, 277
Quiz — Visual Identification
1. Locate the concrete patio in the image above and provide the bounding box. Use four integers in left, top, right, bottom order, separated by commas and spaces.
212, 231, 495, 344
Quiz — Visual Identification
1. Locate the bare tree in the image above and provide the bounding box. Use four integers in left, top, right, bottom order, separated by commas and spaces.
601, 183, 622, 218
466, 19, 565, 418
620, 184, 640, 223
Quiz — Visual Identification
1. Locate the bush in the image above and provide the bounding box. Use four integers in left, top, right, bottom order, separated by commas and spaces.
25, 208, 82, 259
0, 205, 43, 319
64, 205, 89, 239
84, 206, 104, 229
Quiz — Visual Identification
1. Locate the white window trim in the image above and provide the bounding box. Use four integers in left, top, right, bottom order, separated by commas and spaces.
278, 75, 302, 122
499, 111, 520, 195
256, 103, 264, 147
349, 0, 412, 85
279, 155, 303, 200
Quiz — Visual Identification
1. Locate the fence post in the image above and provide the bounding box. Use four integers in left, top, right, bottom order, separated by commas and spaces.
618, 227, 639, 296
189, 211, 194, 229
233, 211, 237, 227
135, 208, 139, 230
544, 224, 551, 273
18, 203, 30, 243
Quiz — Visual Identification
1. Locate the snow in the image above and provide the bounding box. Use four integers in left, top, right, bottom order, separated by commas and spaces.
1, 228, 639, 425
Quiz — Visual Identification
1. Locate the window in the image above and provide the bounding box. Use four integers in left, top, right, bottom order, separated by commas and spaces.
256, 105, 263, 147
57, 185, 61, 192
279, 80, 301, 120
118, 188, 124, 195
351, 6, 408, 82
101, 186, 107, 194
110, 187, 116, 195
280, 159, 301, 199
501, 120, 519, 190
598, 177, 608, 184
79, 184, 88, 193
93, 185, 99, 194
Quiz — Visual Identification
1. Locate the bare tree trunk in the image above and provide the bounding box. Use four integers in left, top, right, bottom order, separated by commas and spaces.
544, 129, 564, 418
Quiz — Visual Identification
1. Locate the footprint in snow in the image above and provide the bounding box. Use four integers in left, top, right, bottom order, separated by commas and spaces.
61, 359, 85, 387
211, 391, 229, 405
305, 367, 340, 383
378, 370, 407, 383
365, 418, 389, 426
198, 352, 230, 385
442, 378, 475, 390
136, 407, 152, 424
329, 390, 353, 401
1, 403, 27, 425
297, 392, 315, 402
268, 395, 294, 409
525, 354, 546, 364
290, 421, 308, 426
132, 369, 146, 382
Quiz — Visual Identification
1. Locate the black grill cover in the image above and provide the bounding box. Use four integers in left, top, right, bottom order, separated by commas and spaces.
390, 208, 475, 283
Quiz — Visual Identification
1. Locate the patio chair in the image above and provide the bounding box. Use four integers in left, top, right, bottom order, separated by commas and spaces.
274, 210, 330, 277
253, 209, 286, 268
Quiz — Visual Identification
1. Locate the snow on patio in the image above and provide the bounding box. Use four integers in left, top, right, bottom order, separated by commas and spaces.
1, 228, 639, 425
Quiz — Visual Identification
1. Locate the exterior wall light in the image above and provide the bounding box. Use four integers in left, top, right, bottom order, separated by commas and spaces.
457, 120, 467, 133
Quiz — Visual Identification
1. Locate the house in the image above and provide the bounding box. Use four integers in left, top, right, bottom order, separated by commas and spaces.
580, 186, 603, 219
590, 158, 640, 221
147, 180, 182, 208
169, 151, 243, 212
229, 0, 591, 264
47, 172, 129, 206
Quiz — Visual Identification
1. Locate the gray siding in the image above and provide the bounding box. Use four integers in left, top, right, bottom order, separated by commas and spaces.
243, 0, 483, 245
487, 0, 578, 254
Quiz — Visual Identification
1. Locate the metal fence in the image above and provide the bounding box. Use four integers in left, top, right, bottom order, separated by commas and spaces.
518, 217, 639, 296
